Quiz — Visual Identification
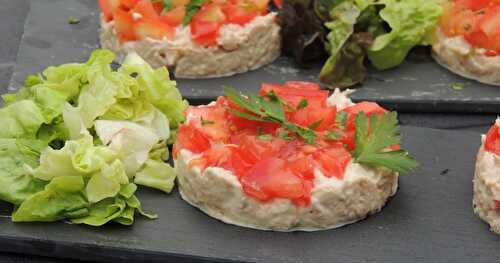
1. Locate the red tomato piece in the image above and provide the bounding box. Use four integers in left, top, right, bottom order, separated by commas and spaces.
185, 105, 230, 142
284, 81, 321, 91
120, 0, 140, 9
480, 6, 500, 37
190, 20, 221, 46
159, 6, 186, 27
455, 0, 491, 11
99, 0, 115, 21
132, 0, 159, 18
485, 123, 500, 156
251, 0, 270, 11
241, 157, 305, 201
173, 124, 211, 158
342, 101, 387, 116
135, 18, 175, 40
113, 8, 137, 42
223, 4, 258, 26
289, 106, 336, 131
195, 4, 226, 22
273, 0, 281, 8
313, 146, 352, 179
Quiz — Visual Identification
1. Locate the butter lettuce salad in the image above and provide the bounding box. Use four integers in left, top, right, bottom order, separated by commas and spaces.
0, 49, 188, 226
280, 0, 443, 87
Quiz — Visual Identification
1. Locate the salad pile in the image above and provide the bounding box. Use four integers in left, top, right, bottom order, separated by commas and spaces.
0, 49, 187, 225
99, 0, 271, 46
280, 0, 443, 87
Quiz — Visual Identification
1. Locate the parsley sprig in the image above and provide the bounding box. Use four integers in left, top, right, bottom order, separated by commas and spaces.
353, 112, 418, 174
183, 0, 204, 25
224, 87, 317, 144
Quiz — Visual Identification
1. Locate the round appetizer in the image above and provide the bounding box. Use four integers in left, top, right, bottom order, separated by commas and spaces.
173, 81, 417, 231
433, 0, 500, 85
98, 0, 280, 78
474, 119, 500, 233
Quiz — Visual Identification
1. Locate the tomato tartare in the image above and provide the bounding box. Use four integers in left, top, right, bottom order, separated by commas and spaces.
474, 119, 500, 234
174, 81, 416, 231
98, 0, 280, 78
433, 0, 500, 85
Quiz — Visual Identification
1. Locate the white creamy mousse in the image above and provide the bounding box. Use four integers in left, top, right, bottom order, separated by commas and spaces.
100, 13, 281, 78
175, 90, 399, 231
474, 120, 500, 233
432, 29, 500, 86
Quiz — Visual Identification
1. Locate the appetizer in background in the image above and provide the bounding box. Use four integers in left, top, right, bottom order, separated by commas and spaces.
98, 0, 280, 78
174, 81, 417, 231
280, 0, 442, 87
433, 0, 500, 85
474, 119, 500, 233
0, 49, 187, 226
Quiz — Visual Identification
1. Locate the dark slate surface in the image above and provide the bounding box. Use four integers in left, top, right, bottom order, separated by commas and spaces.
9, 0, 500, 113
1, 126, 499, 263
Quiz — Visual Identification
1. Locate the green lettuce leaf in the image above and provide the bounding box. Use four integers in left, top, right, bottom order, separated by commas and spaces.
367, 0, 442, 70
319, 1, 363, 87
0, 100, 46, 139
0, 139, 48, 205
30, 135, 116, 181
134, 159, 176, 193
12, 176, 88, 222
94, 120, 159, 175
121, 53, 188, 129
85, 159, 129, 203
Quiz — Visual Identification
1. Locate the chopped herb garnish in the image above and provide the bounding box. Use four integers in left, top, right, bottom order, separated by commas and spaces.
224, 86, 317, 144
200, 117, 214, 125
451, 82, 465, 91
297, 99, 308, 110
67, 17, 80, 24
335, 111, 348, 128
183, 0, 204, 25
277, 129, 293, 141
353, 112, 418, 174
325, 130, 341, 140
163, 0, 173, 12
257, 134, 273, 141
308, 119, 323, 130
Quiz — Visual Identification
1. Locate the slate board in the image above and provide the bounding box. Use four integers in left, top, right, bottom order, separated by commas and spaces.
1, 126, 499, 263
8, 0, 500, 113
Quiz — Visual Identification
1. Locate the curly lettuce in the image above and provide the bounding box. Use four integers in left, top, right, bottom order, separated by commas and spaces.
0, 50, 187, 226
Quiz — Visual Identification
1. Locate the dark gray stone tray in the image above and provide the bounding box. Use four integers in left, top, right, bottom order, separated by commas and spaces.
8, 0, 500, 113
1, 126, 499, 263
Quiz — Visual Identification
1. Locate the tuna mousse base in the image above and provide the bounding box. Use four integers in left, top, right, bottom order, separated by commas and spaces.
173, 82, 417, 231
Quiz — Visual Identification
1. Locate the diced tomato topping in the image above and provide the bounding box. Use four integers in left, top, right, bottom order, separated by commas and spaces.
494, 200, 500, 210
173, 124, 211, 158
159, 6, 186, 27
190, 20, 221, 46
99, 0, 114, 21
313, 146, 351, 179
135, 18, 175, 40
441, 1, 500, 54
485, 122, 500, 156
175, 81, 395, 207
113, 8, 137, 42
273, 0, 281, 8
223, 4, 258, 26
132, 0, 159, 18
120, 0, 140, 9
241, 158, 306, 201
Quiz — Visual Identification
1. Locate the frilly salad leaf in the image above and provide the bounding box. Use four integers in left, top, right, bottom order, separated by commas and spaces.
280, 0, 442, 87
0, 49, 186, 226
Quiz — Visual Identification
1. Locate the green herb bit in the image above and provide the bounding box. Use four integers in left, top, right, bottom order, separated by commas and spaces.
297, 99, 308, 110
257, 134, 273, 141
335, 111, 348, 128
325, 130, 341, 140
183, 0, 204, 25
451, 82, 465, 91
277, 129, 293, 141
353, 112, 418, 174
308, 119, 323, 130
67, 17, 80, 25
200, 117, 214, 125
